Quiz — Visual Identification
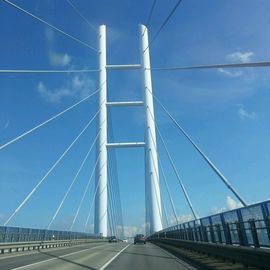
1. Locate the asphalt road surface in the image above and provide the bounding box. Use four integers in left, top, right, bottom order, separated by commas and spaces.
0, 242, 197, 270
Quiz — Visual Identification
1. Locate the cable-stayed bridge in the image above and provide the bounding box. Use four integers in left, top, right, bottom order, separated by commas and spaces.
1, 0, 270, 269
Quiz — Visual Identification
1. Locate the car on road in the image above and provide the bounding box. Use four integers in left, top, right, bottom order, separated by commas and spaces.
122, 239, 128, 243
134, 234, 146, 244
108, 236, 117, 243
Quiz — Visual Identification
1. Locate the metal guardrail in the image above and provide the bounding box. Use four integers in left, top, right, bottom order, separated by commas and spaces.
149, 201, 270, 269
0, 238, 105, 254
149, 238, 270, 269
151, 218, 270, 249
152, 200, 270, 248
0, 226, 99, 243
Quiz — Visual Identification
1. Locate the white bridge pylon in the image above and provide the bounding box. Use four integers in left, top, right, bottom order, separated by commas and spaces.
94, 24, 162, 237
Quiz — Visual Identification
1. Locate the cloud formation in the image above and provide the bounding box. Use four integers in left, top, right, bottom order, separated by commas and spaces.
218, 51, 254, 77
218, 68, 243, 77
210, 196, 244, 215
226, 51, 254, 63
238, 105, 257, 120
48, 51, 71, 67
168, 214, 193, 226
37, 75, 95, 103
45, 28, 72, 67
225, 196, 243, 210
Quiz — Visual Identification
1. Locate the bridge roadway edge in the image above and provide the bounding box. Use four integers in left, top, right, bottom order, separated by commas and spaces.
149, 238, 270, 270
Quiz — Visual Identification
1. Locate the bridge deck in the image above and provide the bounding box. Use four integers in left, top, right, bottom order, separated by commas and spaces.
0, 242, 194, 270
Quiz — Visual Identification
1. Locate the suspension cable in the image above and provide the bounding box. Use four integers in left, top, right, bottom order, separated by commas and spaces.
2, 0, 98, 52
144, 0, 183, 52
147, 106, 198, 220
4, 110, 100, 226
161, 196, 170, 228
107, 109, 124, 237
107, 193, 115, 236
0, 69, 99, 74
149, 128, 179, 225
150, 61, 270, 71
66, 0, 98, 34
108, 150, 122, 237
148, 89, 247, 207
70, 144, 105, 230
107, 157, 119, 237
0, 86, 101, 151
148, 147, 169, 228
159, 158, 179, 225
84, 162, 106, 232
142, 0, 157, 36
107, 169, 118, 236
47, 129, 101, 229
109, 151, 123, 237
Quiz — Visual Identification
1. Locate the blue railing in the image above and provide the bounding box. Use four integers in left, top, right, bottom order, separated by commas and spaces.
0, 226, 99, 243
151, 200, 270, 248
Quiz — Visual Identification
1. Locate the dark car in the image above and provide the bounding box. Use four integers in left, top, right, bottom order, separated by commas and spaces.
108, 236, 117, 243
134, 234, 146, 244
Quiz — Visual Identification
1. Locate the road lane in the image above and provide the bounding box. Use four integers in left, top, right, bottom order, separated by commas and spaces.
3, 242, 127, 270
0, 242, 197, 269
105, 243, 197, 270
0, 241, 109, 270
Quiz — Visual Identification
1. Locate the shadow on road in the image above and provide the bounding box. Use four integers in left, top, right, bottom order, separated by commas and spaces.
38, 250, 96, 270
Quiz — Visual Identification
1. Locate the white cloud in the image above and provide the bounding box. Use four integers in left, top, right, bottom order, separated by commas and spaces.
226, 51, 254, 63
238, 105, 257, 120
168, 214, 193, 226
115, 223, 146, 237
209, 207, 226, 215
45, 28, 54, 44
218, 68, 243, 77
218, 51, 254, 77
45, 28, 72, 67
225, 196, 243, 210
37, 82, 70, 103
37, 75, 95, 103
209, 196, 244, 216
123, 225, 143, 237
48, 51, 71, 67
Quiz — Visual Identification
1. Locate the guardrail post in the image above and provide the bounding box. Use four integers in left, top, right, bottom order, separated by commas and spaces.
261, 203, 270, 244
198, 226, 203, 241
249, 219, 260, 248
194, 227, 198, 241
185, 228, 189, 240
201, 226, 208, 242
209, 225, 216, 243
190, 228, 194, 241
216, 224, 222, 243
265, 217, 270, 243
187, 228, 191, 240
236, 221, 245, 246
224, 223, 232, 245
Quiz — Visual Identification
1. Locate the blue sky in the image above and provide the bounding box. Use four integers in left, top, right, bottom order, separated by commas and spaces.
0, 0, 270, 236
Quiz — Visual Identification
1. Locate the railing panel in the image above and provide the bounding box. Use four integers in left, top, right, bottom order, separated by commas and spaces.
241, 205, 269, 246
223, 211, 239, 244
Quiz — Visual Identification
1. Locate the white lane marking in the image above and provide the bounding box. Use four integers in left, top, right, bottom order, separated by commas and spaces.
99, 244, 130, 270
11, 243, 109, 270
0, 243, 92, 261
153, 243, 197, 270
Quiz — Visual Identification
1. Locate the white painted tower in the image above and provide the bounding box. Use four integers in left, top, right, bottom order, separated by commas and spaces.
94, 24, 162, 237
94, 25, 107, 237
139, 25, 163, 235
